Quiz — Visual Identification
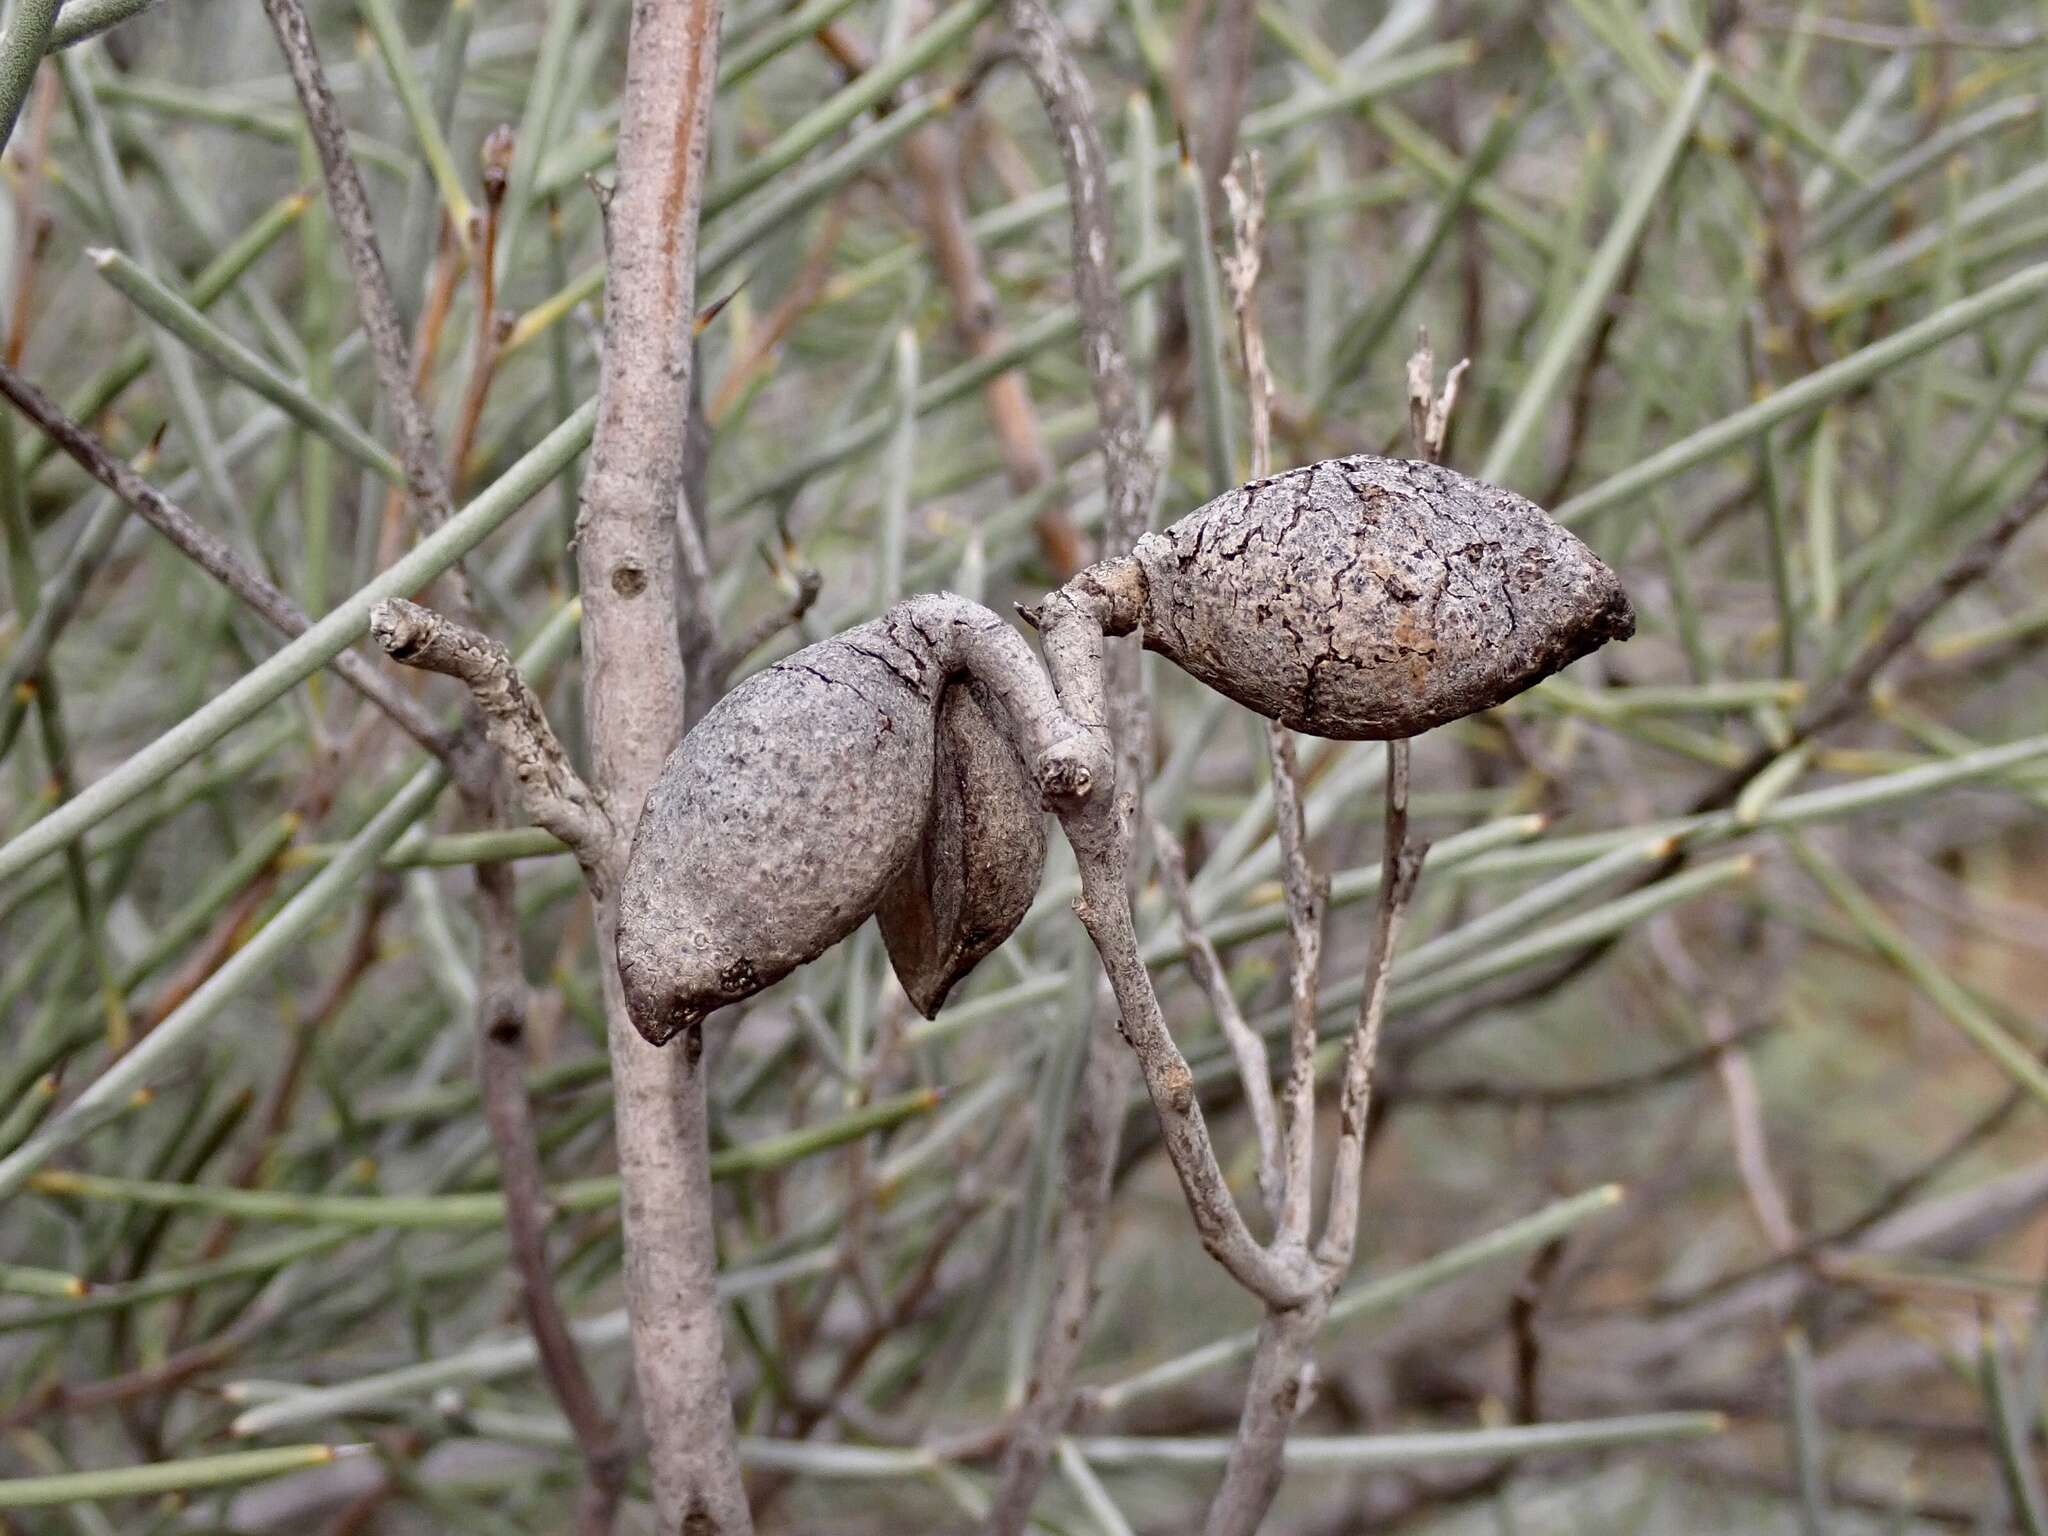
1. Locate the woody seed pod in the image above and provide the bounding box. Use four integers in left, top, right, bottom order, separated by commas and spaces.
1125, 456, 1634, 740
618, 595, 1092, 1046
877, 679, 1048, 1019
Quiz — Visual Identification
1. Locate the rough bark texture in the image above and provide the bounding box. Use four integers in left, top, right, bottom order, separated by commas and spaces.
1201, 1298, 1327, 1536
1132, 456, 1635, 739
369, 598, 614, 872
877, 680, 1048, 1018
573, 0, 748, 1529
618, 593, 1095, 1045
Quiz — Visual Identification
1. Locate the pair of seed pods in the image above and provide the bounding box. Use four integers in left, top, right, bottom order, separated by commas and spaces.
617, 456, 1634, 1046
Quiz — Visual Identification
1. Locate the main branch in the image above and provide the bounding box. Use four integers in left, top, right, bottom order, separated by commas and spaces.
573, 0, 749, 1529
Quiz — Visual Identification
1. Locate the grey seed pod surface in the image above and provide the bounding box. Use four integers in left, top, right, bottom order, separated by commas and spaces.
1131, 456, 1635, 740
877, 679, 1048, 1019
618, 613, 946, 1045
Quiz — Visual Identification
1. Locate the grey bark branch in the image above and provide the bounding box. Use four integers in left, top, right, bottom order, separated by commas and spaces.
473, 860, 629, 1535
1002, 0, 1154, 556
1314, 743, 1423, 1272
574, 0, 751, 1527
1268, 723, 1325, 1249
984, 6, 1161, 1528
0, 357, 457, 765
1201, 1299, 1326, 1536
368, 599, 616, 877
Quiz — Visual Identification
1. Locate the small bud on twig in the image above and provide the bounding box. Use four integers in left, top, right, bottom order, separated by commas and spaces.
480, 124, 515, 209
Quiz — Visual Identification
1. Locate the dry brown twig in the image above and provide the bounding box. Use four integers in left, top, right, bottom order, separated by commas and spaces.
1194, 318, 1448, 1535
1646, 921, 1800, 1256
905, 110, 1085, 577
449, 126, 519, 499
980, 3, 1161, 1528
258, 3, 632, 1527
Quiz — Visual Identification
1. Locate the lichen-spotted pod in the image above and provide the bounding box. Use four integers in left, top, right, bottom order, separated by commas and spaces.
1091, 455, 1635, 740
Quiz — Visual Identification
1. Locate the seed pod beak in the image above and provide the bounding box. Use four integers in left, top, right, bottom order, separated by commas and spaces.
1590, 573, 1637, 645
617, 944, 707, 1047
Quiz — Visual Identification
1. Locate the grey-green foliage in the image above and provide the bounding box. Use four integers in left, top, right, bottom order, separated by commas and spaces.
0, 0, 2045, 1529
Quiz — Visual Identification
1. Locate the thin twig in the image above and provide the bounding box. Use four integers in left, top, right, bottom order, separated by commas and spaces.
1221, 153, 1325, 1248
448, 126, 516, 498
0, 357, 458, 764
258, 13, 627, 1526
1697, 457, 2048, 815
368, 599, 615, 878
1648, 923, 1799, 1256
811, 18, 1084, 575
984, 5, 1160, 1528
1197, 0, 1258, 194
904, 111, 1084, 575
1267, 724, 1325, 1248
708, 564, 823, 688
1746, 13, 2048, 50
1313, 739, 1424, 1274
258, 0, 455, 531
1305, 338, 1455, 1275
1221, 152, 1273, 480
4, 72, 57, 369
1150, 814, 1283, 1219
473, 858, 629, 1535
1000, 0, 1154, 555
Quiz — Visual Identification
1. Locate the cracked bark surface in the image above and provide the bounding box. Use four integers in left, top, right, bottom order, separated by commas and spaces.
1132, 455, 1635, 739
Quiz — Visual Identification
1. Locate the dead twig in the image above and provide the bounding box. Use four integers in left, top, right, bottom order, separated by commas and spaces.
369, 599, 615, 878
259, 0, 455, 532
1150, 815, 1284, 1218
982, 5, 1160, 1528
0, 358, 459, 764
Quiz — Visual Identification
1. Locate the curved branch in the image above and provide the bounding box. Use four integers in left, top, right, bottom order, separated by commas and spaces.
368, 599, 615, 879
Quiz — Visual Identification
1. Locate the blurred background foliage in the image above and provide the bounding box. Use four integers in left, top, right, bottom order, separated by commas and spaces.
4, 0, 2048, 1530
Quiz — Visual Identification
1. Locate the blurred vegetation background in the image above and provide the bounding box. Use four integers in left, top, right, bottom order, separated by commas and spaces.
3, 0, 2048, 1530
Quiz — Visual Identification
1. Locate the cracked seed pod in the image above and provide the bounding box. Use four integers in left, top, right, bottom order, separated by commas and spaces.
618, 595, 1084, 1047
1127, 456, 1635, 740
877, 679, 1048, 1019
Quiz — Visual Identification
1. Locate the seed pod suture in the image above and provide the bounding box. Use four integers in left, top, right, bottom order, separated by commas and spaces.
1126, 456, 1635, 740
618, 594, 1094, 1047
878, 679, 1048, 1019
